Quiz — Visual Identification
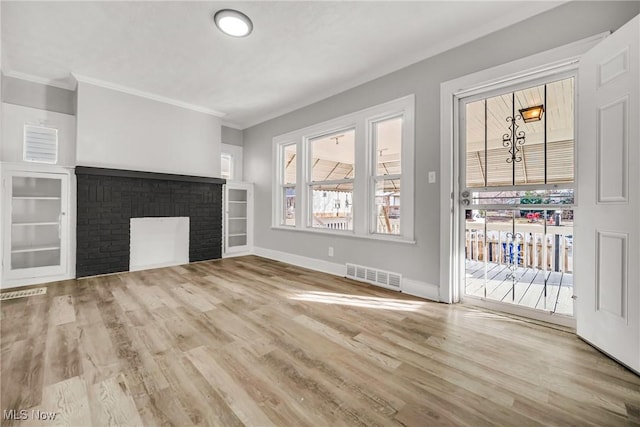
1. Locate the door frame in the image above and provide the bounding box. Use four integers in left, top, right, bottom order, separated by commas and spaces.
439, 33, 608, 307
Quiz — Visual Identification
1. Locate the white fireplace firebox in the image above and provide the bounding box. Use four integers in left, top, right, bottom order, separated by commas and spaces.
130, 217, 189, 271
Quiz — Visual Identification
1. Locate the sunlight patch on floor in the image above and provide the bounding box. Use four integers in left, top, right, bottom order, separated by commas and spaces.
289, 291, 424, 311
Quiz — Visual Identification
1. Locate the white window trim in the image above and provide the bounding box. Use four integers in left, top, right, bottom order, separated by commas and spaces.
273, 95, 415, 242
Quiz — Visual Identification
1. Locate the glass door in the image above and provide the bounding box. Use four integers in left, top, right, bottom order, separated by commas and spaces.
460, 76, 575, 318
6, 171, 69, 279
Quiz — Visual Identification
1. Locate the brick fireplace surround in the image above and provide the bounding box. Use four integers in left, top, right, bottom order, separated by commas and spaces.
75, 166, 224, 278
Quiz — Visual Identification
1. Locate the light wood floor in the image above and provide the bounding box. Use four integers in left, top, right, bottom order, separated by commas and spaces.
1, 256, 639, 426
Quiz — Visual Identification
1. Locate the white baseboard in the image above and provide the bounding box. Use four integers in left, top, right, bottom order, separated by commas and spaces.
253, 247, 346, 277
401, 277, 440, 302
252, 246, 440, 302
1, 272, 74, 290
223, 250, 253, 258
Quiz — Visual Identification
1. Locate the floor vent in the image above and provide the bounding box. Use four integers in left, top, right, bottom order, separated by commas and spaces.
0, 287, 47, 301
345, 263, 402, 290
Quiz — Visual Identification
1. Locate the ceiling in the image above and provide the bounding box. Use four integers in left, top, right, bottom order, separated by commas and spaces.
1, 1, 564, 129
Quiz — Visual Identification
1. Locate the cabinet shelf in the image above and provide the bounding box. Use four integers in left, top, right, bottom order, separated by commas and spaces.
12, 221, 59, 227
228, 233, 247, 237
229, 217, 247, 220
228, 201, 247, 204
12, 196, 61, 200
11, 245, 61, 254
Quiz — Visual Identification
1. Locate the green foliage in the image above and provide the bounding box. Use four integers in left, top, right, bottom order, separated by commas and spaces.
520, 191, 551, 217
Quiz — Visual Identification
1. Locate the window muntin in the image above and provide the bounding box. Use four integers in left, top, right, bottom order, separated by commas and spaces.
308, 129, 355, 231
465, 77, 575, 188
372, 116, 402, 235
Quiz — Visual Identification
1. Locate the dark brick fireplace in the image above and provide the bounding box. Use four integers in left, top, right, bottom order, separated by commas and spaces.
75, 166, 224, 278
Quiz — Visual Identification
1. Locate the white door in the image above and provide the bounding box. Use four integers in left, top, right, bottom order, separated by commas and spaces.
576, 15, 639, 373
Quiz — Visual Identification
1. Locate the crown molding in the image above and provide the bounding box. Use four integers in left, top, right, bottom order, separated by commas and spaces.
72, 73, 226, 118
2, 69, 77, 91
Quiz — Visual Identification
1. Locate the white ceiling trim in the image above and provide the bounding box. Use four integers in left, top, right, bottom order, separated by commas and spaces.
220, 121, 243, 130
72, 73, 227, 118
2, 69, 77, 91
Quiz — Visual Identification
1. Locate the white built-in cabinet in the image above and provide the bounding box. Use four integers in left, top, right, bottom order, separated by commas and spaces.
1, 165, 72, 288
223, 182, 253, 256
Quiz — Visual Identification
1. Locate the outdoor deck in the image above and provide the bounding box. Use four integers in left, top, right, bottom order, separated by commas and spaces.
465, 260, 573, 316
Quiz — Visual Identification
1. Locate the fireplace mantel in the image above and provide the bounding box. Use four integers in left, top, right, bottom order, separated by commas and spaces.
75, 166, 226, 184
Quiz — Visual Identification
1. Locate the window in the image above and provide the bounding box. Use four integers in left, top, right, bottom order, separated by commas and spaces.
281, 143, 297, 226
372, 116, 402, 235
309, 129, 355, 231
221, 153, 233, 180
273, 95, 414, 241
464, 77, 575, 188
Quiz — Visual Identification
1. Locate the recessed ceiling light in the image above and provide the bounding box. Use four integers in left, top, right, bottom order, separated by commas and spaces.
214, 9, 253, 38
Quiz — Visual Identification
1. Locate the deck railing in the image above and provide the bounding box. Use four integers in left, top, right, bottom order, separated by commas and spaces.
465, 221, 573, 273
313, 215, 352, 230
312, 215, 401, 234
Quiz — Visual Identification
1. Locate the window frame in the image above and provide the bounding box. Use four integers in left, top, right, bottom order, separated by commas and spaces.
220, 152, 233, 180
272, 95, 415, 242
369, 113, 404, 236
279, 142, 297, 227
306, 127, 356, 232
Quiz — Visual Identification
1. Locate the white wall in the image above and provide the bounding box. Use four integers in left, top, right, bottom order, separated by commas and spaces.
242, 1, 640, 301
1, 102, 77, 166
221, 125, 243, 147
2, 75, 76, 115
76, 81, 222, 177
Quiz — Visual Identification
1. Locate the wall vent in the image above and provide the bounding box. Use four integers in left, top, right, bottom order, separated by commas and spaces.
0, 287, 47, 301
24, 125, 58, 164
345, 263, 402, 290
346, 264, 356, 277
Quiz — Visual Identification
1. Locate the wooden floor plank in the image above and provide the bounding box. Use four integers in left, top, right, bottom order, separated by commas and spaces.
1, 255, 639, 426
185, 346, 277, 427
49, 295, 76, 326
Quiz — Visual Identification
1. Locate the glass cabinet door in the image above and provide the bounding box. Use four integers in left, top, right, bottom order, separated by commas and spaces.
224, 183, 252, 255
5, 172, 69, 279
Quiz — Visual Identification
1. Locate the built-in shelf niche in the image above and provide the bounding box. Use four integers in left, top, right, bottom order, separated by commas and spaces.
224, 182, 252, 254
